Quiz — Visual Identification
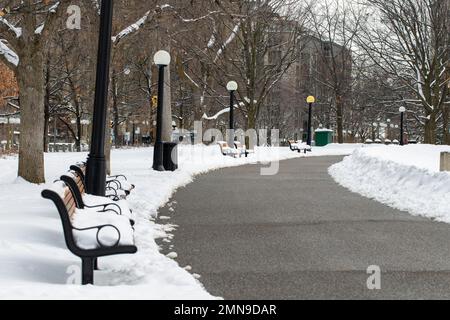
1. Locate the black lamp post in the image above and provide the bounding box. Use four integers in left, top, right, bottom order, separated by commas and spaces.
399, 106, 406, 146
152, 50, 171, 171
227, 81, 238, 147
85, 0, 114, 196
306, 96, 315, 146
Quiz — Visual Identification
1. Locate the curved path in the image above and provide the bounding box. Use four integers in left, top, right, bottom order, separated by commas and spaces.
158, 156, 450, 299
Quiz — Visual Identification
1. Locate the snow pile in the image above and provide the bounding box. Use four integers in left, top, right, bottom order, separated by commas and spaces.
329, 145, 450, 222
0, 144, 360, 299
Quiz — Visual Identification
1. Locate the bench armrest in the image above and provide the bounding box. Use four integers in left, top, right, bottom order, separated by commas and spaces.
73, 224, 122, 249
106, 180, 122, 190
84, 203, 122, 215
108, 175, 127, 181
105, 187, 120, 201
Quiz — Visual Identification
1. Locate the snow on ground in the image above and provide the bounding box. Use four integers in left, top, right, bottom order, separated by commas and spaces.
329, 144, 450, 222
0, 144, 359, 300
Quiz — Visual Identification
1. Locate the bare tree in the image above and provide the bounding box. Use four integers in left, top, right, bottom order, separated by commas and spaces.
0, 0, 72, 183
359, 0, 449, 144
307, 0, 366, 144
219, 0, 308, 130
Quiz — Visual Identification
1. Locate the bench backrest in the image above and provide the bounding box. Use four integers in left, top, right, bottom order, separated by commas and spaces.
70, 164, 87, 190
63, 187, 77, 219
234, 141, 244, 149
61, 173, 85, 209
217, 141, 230, 152
73, 171, 86, 194
41, 186, 81, 256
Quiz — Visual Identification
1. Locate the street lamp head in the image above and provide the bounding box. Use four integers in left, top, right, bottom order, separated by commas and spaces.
399, 107, 406, 113
227, 81, 238, 92
154, 50, 171, 66
307, 96, 315, 104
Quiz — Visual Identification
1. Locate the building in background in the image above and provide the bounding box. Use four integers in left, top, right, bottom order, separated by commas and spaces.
263, 29, 352, 142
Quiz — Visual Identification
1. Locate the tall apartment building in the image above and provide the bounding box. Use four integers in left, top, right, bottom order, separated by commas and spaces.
263, 29, 352, 140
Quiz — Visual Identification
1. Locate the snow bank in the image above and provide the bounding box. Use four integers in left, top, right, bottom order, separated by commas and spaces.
329, 145, 450, 222
0, 144, 360, 299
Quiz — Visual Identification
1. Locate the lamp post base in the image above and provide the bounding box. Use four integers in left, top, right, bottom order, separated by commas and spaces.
153, 165, 165, 172
85, 155, 106, 196
153, 142, 165, 172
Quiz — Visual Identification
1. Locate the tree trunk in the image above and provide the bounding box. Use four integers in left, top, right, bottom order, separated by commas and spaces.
336, 95, 344, 144
443, 104, 449, 145
113, 103, 121, 147
424, 112, 437, 144
246, 107, 257, 130
43, 98, 50, 153
247, 107, 257, 147
43, 62, 50, 153
111, 76, 121, 148
105, 106, 112, 176
17, 51, 46, 183
76, 116, 82, 152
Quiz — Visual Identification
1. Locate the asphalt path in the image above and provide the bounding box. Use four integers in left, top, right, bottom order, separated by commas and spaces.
158, 156, 450, 299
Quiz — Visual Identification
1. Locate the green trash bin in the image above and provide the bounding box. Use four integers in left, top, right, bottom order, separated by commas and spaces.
315, 129, 333, 147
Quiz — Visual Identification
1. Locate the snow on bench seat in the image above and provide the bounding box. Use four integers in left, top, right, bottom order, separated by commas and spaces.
73, 209, 135, 250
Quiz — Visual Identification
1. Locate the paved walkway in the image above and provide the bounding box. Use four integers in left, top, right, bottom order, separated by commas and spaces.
158, 156, 450, 299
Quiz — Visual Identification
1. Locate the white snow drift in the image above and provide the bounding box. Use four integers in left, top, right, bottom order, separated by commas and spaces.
329, 145, 450, 222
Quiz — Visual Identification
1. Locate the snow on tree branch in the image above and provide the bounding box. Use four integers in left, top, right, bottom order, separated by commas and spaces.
178, 11, 221, 23
214, 23, 241, 63
0, 16, 22, 38
112, 10, 152, 45
0, 40, 19, 67
112, 5, 222, 46
202, 107, 230, 120
183, 71, 200, 89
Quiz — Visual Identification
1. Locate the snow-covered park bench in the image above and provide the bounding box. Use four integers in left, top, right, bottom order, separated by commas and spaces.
234, 141, 255, 158
41, 183, 137, 285
288, 140, 312, 154
61, 172, 135, 226
218, 141, 239, 158
70, 163, 135, 200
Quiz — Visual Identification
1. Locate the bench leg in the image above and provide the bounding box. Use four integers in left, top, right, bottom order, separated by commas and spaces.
82, 258, 95, 285
94, 258, 99, 270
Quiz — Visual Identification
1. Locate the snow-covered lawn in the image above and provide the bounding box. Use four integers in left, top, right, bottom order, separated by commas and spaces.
0, 144, 359, 300
329, 144, 450, 222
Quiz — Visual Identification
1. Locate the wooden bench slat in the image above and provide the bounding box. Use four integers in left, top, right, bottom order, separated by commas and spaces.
67, 203, 76, 218
64, 194, 73, 206
65, 196, 74, 207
